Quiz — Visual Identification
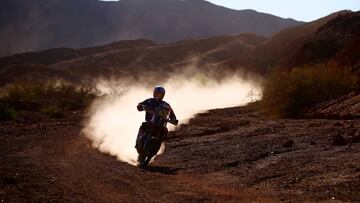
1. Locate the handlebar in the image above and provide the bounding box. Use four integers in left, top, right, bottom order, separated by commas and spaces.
142, 105, 178, 126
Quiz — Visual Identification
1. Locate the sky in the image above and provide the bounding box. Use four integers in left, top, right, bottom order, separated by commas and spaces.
206, 0, 360, 22
102, 0, 360, 22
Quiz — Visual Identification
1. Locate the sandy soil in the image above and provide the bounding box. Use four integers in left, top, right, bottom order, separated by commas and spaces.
1, 106, 360, 202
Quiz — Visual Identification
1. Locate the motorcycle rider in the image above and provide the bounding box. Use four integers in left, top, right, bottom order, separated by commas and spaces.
135, 86, 178, 157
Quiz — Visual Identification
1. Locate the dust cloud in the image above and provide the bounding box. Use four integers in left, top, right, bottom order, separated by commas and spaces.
82, 71, 262, 165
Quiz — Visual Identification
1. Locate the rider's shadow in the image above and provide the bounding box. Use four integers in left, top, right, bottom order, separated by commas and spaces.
144, 166, 179, 175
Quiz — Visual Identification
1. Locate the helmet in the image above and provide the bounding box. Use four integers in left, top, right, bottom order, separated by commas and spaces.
153, 86, 165, 101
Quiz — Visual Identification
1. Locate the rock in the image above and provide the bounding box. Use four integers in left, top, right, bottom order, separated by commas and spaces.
3, 177, 17, 185
348, 129, 358, 136
223, 161, 239, 168
353, 135, 360, 143
283, 140, 294, 148
332, 134, 348, 146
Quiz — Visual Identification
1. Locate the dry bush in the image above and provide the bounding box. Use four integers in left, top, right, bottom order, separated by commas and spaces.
261, 63, 358, 118
0, 80, 97, 119
0, 101, 17, 121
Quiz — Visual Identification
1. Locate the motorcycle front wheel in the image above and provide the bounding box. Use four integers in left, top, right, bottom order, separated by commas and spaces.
139, 138, 162, 168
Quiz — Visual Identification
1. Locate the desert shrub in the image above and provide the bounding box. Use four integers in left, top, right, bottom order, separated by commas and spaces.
0, 101, 17, 121
40, 104, 65, 118
261, 63, 358, 118
0, 80, 97, 119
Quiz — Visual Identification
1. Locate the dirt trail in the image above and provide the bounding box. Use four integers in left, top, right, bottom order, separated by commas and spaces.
1, 106, 360, 202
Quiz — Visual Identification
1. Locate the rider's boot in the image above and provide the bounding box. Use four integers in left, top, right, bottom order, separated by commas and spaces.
135, 122, 148, 150
135, 130, 145, 164
135, 129, 145, 154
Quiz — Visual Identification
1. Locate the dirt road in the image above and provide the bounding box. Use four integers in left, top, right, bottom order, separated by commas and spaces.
1, 106, 360, 202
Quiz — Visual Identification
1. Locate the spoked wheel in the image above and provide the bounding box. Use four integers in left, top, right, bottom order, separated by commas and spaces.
139, 156, 152, 169
139, 137, 161, 169
137, 153, 145, 167
137, 152, 152, 169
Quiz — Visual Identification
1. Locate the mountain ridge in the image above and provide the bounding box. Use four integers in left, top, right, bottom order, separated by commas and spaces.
1, 11, 359, 88
0, 0, 301, 57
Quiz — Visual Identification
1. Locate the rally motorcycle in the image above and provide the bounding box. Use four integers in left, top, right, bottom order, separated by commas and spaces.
138, 103, 178, 168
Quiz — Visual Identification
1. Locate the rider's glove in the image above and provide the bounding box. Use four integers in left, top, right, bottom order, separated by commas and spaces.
137, 103, 144, 111
172, 119, 179, 125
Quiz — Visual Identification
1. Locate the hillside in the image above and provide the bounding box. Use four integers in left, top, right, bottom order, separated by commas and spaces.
295, 12, 360, 69
260, 11, 360, 73
0, 34, 267, 86
0, 0, 301, 57
252, 11, 352, 71
1, 11, 359, 88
